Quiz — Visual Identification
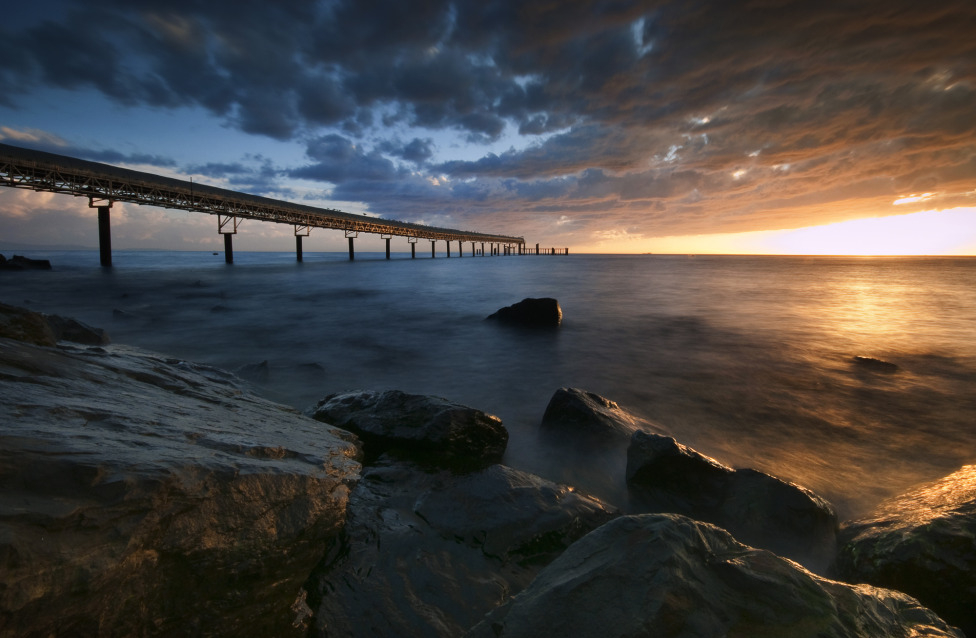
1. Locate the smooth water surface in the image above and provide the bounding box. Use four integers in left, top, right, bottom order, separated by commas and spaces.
4, 250, 975, 518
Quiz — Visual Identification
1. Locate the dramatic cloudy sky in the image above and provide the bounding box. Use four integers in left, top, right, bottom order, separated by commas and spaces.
2, 0, 975, 253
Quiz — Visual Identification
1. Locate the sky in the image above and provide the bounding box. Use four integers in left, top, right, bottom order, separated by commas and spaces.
1, 0, 975, 254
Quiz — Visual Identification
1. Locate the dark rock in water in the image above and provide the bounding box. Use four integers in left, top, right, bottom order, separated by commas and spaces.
307, 389, 508, 465
237, 359, 271, 382
0, 253, 52, 270
466, 514, 963, 638
853, 355, 898, 371
541, 387, 666, 441
0, 302, 58, 346
626, 430, 837, 571
0, 303, 109, 346
414, 464, 618, 564
835, 465, 976, 637
44, 313, 110, 345
486, 297, 562, 327
0, 336, 361, 637
308, 457, 616, 638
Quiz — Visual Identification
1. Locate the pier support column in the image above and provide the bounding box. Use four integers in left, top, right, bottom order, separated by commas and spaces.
447, 241, 451, 258
481, 242, 485, 256
345, 230, 358, 261
431, 240, 436, 258
97, 205, 112, 267
89, 198, 113, 267
472, 242, 476, 257
409, 237, 418, 258
536, 243, 540, 255
295, 224, 310, 262
217, 214, 240, 264
383, 234, 392, 260
458, 240, 463, 257
224, 233, 234, 263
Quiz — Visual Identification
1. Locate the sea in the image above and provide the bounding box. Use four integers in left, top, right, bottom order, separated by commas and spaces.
3, 249, 975, 521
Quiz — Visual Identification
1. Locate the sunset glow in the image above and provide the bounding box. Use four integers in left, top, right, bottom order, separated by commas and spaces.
578, 207, 976, 256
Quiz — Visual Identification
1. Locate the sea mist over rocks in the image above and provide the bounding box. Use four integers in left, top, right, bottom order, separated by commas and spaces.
3, 250, 976, 519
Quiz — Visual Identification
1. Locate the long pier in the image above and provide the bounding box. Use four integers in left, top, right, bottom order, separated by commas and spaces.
0, 143, 566, 266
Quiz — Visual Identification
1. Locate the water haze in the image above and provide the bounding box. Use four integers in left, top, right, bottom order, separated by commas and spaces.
4, 250, 976, 521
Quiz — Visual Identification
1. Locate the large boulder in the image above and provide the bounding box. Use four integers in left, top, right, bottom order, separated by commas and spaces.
0, 336, 361, 637
536, 387, 668, 509
307, 389, 507, 465
486, 297, 562, 327
627, 430, 838, 571
835, 465, 976, 637
467, 514, 963, 638
307, 457, 617, 638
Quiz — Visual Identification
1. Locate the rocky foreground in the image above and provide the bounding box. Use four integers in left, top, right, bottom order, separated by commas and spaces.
1, 303, 973, 637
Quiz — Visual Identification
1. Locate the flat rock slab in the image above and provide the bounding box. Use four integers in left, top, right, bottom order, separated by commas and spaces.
468, 514, 962, 638
308, 458, 617, 638
0, 337, 361, 637
308, 389, 507, 465
836, 465, 976, 637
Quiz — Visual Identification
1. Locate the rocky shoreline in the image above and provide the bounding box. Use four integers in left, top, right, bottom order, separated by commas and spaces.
1, 302, 973, 637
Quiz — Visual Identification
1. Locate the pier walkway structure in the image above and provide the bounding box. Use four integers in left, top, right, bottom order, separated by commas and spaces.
0, 143, 553, 266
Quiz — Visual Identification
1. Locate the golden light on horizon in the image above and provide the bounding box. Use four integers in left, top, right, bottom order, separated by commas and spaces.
758, 207, 976, 255
581, 207, 976, 255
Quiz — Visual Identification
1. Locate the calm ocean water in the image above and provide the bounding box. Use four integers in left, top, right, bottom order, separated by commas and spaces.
3, 250, 975, 519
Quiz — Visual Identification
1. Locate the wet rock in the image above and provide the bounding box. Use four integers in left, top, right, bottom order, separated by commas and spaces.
467, 514, 963, 638
307, 389, 507, 465
44, 313, 110, 345
237, 359, 271, 382
626, 430, 837, 571
0, 337, 361, 637
0, 302, 57, 346
835, 465, 976, 637
307, 457, 616, 638
0, 253, 52, 270
540, 387, 665, 442
486, 297, 562, 327
853, 355, 899, 372
1, 303, 110, 346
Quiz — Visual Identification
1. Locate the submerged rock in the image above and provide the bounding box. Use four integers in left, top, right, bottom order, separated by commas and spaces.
835, 465, 976, 637
307, 389, 507, 465
307, 457, 616, 638
853, 355, 899, 372
626, 430, 838, 571
486, 297, 562, 327
0, 337, 361, 637
467, 514, 963, 638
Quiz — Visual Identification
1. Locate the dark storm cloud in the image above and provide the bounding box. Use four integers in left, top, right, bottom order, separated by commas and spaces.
290, 134, 400, 183
5, 0, 976, 240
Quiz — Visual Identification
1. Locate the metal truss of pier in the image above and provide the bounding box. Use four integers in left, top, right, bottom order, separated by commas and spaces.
0, 143, 551, 266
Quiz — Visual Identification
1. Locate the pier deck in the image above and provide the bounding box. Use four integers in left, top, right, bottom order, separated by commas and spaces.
0, 143, 545, 265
